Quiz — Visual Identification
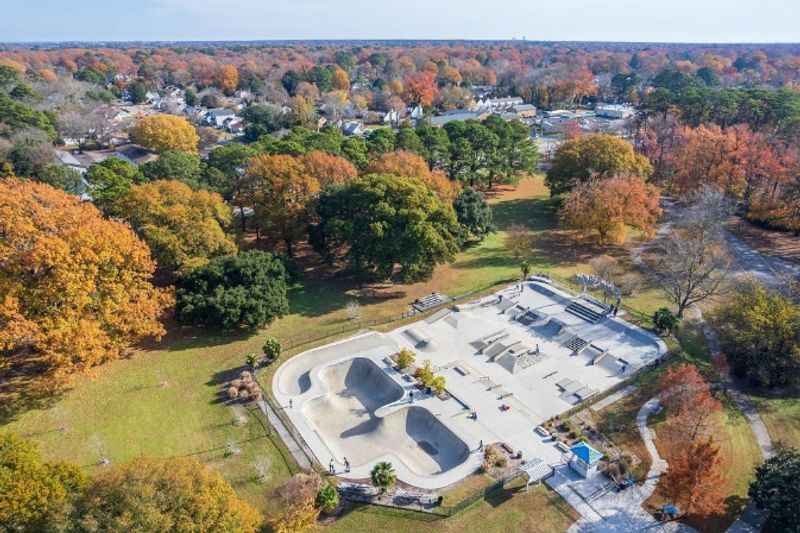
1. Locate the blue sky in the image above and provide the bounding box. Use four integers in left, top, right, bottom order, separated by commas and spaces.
3, 0, 798, 43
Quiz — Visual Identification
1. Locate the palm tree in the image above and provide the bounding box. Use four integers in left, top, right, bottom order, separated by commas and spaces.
370, 461, 396, 493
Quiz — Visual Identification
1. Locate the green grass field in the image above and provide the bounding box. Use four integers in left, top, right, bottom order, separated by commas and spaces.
2, 175, 734, 530
750, 396, 800, 449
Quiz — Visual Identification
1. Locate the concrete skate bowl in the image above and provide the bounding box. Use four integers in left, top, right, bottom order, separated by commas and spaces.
275, 332, 398, 397
303, 358, 469, 476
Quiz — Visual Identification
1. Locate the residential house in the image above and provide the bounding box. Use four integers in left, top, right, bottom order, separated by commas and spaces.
341, 120, 364, 136
114, 144, 158, 166
206, 108, 237, 128
512, 103, 537, 119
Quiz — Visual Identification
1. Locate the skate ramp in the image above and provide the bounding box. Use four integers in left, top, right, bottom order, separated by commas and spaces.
303, 358, 469, 476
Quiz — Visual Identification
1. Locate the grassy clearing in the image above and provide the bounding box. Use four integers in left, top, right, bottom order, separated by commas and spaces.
644, 406, 762, 532
749, 396, 800, 449
325, 482, 578, 533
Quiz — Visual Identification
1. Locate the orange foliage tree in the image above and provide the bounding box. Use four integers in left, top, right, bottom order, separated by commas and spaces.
668, 124, 787, 199
661, 436, 726, 518
659, 363, 722, 442
216, 64, 239, 95
559, 175, 661, 244
0, 179, 171, 382
244, 154, 321, 256
300, 150, 357, 188
367, 150, 460, 202
404, 71, 438, 108
129, 114, 199, 154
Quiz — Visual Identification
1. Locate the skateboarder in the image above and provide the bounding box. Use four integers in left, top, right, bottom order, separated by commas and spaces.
343, 457, 350, 473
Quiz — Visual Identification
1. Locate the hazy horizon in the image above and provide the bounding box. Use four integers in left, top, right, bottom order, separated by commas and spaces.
3, 0, 799, 44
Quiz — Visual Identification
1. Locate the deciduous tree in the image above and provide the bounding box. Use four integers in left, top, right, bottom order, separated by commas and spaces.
244, 154, 320, 256
546, 133, 652, 195
559, 175, 661, 244
712, 280, 800, 388
0, 434, 85, 532
310, 174, 461, 282
0, 179, 170, 382
175, 251, 289, 330
300, 150, 357, 188
404, 71, 438, 108
129, 114, 199, 154
661, 437, 726, 518
73, 457, 261, 532
115, 180, 237, 273
367, 150, 459, 201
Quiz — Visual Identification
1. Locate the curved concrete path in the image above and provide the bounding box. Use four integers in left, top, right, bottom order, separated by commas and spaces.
549, 398, 695, 532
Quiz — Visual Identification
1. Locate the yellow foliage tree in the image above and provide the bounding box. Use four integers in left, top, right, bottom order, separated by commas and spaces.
245, 154, 321, 256
74, 457, 262, 532
0, 179, 171, 381
268, 472, 323, 533
0, 433, 86, 532
129, 114, 199, 154
331, 66, 350, 91
115, 180, 237, 273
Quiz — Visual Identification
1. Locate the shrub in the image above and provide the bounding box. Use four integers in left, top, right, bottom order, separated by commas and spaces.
315, 483, 339, 514
653, 307, 679, 335
240, 370, 252, 382
262, 337, 281, 361
481, 444, 508, 472
414, 360, 435, 387
396, 349, 415, 370
245, 353, 259, 368
230, 379, 242, 389
431, 375, 446, 395
227, 387, 239, 400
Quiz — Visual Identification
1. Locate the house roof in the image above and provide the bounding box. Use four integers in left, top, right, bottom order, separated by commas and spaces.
570, 441, 603, 465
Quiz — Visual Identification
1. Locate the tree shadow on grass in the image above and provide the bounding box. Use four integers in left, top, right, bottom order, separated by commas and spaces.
0, 360, 67, 425
492, 197, 560, 232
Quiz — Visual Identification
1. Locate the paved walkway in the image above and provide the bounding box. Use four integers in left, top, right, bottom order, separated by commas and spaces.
691, 312, 774, 533
548, 398, 695, 533
257, 399, 312, 470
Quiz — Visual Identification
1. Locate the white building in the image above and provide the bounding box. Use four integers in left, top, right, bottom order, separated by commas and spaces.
206, 108, 237, 128
595, 104, 635, 119
568, 441, 603, 478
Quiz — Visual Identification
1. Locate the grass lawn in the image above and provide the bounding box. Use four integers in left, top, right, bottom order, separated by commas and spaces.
325, 481, 578, 533
0, 175, 670, 529
749, 396, 800, 449
644, 406, 762, 532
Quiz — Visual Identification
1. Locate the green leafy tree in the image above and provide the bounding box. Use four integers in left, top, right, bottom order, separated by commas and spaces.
262, 337, 281, 362
341, 136, 369, 169
310, 174, 461, 282
36, 164, 85, 195
712, 281, 800, 387
73, 457, 261, 532
546, 133, 652, 195
366, 128, 397, 158
483, 116, 539, 187
184, 88, 197, 107
395, 125, 424, 154
140, 150, 204, 189
0, 433, 86, 532
175, 251, 289, 330
127, 81, 148, 104
0, 93, 57, 140
749, 447, 800, 533
444, 120, 499, 188
453, 186, 493, 241
370, 462, 396, 493
84, 156, 144, 214
415, 123, 451, 170
653, 307, 679, 335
